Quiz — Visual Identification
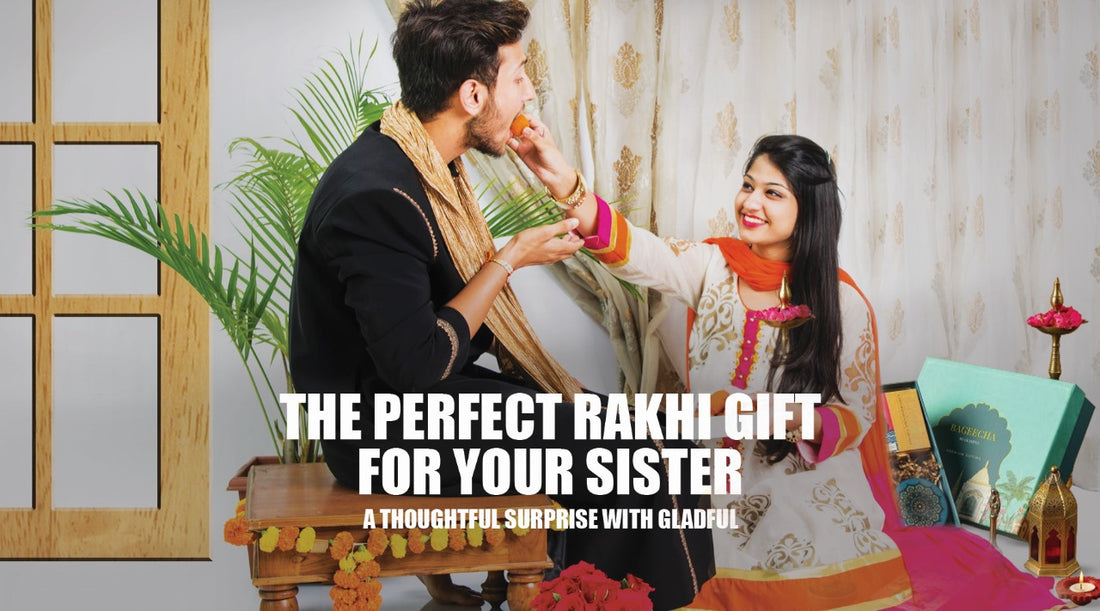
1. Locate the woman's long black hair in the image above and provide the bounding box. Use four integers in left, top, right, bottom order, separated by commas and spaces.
747, 135, 844, 464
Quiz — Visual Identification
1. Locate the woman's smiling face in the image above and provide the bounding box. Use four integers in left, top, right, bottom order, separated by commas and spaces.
734, 154, 798, 262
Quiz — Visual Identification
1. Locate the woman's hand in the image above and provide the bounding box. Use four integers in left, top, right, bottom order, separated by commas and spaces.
495, 217, 583, 270
507, 116, 578, 200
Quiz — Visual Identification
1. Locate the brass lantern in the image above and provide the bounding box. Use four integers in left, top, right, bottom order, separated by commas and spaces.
1020, 466, 1079, 577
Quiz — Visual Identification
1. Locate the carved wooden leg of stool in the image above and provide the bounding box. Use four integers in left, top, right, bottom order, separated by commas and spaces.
258, 584, 299, 611
506, 569, 544, 611
481, 570, 508, 609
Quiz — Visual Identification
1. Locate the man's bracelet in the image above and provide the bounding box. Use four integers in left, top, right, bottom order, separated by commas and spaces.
487, 257, 514, 277
548, 171, 587, 210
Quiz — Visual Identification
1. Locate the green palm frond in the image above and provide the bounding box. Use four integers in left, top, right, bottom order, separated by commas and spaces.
31, 192, 285, 453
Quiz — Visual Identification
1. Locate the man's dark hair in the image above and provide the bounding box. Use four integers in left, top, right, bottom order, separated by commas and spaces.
392, 0, 530, 120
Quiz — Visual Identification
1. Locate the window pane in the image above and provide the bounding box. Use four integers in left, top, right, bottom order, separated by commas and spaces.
0, 145, 33, 294
0, 0, 33, 122
52, 0, 158, 122
52, 144, 158, 295
52, 316, 158, 508
0, 317, 33, 508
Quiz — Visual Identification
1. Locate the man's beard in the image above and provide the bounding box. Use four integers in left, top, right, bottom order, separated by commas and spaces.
464, 99, 507, 157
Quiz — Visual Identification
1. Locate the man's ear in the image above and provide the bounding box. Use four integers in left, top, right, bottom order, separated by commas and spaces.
457, 79, 486, 116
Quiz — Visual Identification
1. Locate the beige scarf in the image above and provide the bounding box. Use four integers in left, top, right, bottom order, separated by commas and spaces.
380, 101, 583, 397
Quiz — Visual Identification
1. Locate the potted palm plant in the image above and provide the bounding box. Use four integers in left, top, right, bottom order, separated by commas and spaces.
32, 38, 565, 469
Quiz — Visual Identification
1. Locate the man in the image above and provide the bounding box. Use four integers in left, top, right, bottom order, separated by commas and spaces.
288, 1, 712, 608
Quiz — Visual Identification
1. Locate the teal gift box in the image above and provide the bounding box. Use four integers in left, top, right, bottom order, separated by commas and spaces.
916, 357, 1094, 537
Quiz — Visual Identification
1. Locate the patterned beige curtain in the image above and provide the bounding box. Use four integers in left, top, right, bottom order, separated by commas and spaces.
386, 1, 1100, 486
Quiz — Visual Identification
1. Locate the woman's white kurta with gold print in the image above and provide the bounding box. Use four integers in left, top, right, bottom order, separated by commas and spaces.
589, 203, 911, 607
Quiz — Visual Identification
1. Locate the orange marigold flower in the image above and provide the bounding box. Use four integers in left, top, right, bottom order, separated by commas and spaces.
352, 546, 374, 563
429, 528, 449, 552
296, 526, 317, 553
358, 578, 383, 599
466, 526, 484, 548
408, 528, 426, 554
333, 569, 360, 589
258, 527, 280, 553
389, 534, 408, 559
276, 526, 299, 552
367, 528, 389, 556
223, 514, 254, 546
448, 528, 467, 552
355, 560, 381, 580
332, 604, 355, 611
235, 498, 247, 516
485, 527, 506, 547
329, 585, 358, 605
330, 531, 356, 560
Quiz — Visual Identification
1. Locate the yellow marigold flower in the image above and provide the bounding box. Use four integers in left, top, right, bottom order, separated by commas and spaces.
330, 531, 356, 560
295, 526, 317, 553
333, 568, 360, 589
389, 534, 408, 559
366, 528, 389, 556
466, 526, 484, 548
408, 528, 426, 554
276, 526, 299, 552
512, 526, 530, 537
352, 546, 374, 563
338, 554, 358, 573
235, 498, 247, 516
258, 527, 280, 553
355, 560, 381, 579
485, 527, 506, 547
429, 528, 448, 552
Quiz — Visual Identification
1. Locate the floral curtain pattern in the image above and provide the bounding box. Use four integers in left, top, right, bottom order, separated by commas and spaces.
386, 1, 1100, 487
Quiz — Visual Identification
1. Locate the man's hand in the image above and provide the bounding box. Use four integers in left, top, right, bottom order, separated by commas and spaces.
496, 217, 583, 270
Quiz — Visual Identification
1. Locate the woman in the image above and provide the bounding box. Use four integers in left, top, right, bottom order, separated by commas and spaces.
513, 130, 1063, 609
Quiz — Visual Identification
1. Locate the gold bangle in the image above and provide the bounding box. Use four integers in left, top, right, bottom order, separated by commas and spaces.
548, 171, 587, 210
487, 257, 514, 277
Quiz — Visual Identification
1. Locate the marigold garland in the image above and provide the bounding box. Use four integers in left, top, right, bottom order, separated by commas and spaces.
224, 497, 536, 610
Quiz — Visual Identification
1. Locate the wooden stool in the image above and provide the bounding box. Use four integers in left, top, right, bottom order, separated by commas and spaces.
243, 463, 552, 611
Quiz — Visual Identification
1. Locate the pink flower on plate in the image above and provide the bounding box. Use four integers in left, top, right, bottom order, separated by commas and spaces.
1027, 305, 1085, 330
760, 304, 813, 323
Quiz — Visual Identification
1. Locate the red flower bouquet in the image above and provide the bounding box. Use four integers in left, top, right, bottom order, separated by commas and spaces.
532, 562, 654, 610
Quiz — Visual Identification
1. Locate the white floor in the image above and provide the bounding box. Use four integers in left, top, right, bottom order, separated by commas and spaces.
280, 489, 1100, 610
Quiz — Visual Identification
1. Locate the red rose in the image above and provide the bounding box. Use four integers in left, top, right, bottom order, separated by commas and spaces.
561, 561, 604, 580
556, 591, 596, 611
580, 574, 617, 603
605, 589, 653, 610
623, 574, 655, 595
550, 578, 581, 599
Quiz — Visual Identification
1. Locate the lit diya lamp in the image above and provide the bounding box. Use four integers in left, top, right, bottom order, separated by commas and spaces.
1057, 570, 1100, 605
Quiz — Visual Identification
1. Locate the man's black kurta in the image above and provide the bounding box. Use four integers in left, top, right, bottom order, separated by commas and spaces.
288, 123, 713, 609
